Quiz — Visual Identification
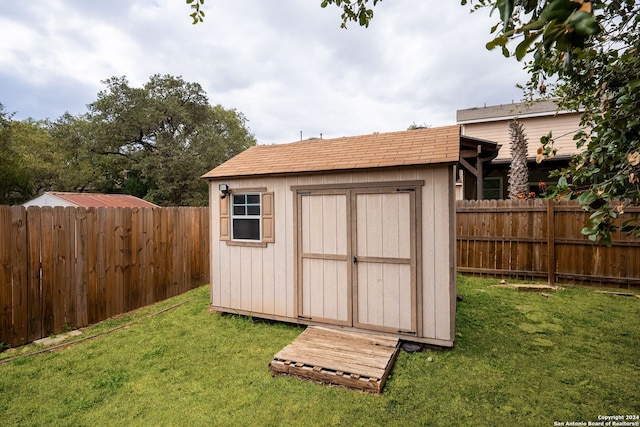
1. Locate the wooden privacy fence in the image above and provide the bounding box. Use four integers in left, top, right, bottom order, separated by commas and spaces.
456, 199, 640, 289
0, 206, 210, 347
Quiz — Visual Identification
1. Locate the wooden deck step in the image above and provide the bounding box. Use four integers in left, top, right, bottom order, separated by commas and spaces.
269, 326, 400, 393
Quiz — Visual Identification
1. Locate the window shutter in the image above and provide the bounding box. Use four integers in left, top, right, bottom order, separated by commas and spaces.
262, 192, 274, 243
219, 195, 230, 241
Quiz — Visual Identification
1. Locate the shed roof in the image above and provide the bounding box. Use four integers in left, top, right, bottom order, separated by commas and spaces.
203, 125, 462, 179
31, 192, 159, 208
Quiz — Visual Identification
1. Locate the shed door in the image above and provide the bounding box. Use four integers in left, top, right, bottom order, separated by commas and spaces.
353, 189, 416, 334
297, 191, 351, 325
296, 186, 417, 334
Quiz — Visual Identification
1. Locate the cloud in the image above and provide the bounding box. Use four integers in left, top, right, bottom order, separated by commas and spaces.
0, 0, 530, 144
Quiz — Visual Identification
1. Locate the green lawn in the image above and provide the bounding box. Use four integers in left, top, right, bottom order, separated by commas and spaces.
1, 276, 638, 426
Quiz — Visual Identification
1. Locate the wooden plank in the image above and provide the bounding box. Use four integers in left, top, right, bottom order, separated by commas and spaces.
274, 328, 397, 372
270, 360, 382, 393
112, 208, 125, 316
119, 208, 132, 312
51, 207, 67, 333
129, 208, 142, 312
142, 208, 155, 306
39, 208, 54, 337
291, 334, 397, 360
10, 206, 28, 346
304, 326, 399, 347
103, 208, 117, 319
270, 326, 400, 393
274, 346, 388, 378
62, 208, 76, 330
26, 207, 42, 343
0, 207, 14, 346
167, 208, 177, 298
96, 208, 108, 322
278, 329, 398, 367
86, 208, 99, 324
156, 208, 168, 301
74, 208, 88, 327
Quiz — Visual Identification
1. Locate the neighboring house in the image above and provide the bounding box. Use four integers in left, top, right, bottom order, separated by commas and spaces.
456, 100, 583, 199
202, 125, 495, 347
22, 192, 158, 208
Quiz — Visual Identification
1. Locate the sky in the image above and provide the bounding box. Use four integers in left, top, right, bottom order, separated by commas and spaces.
0, 0, 530, 145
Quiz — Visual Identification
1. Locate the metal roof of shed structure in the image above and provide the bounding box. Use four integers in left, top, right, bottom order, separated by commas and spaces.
23, 192, 158, 208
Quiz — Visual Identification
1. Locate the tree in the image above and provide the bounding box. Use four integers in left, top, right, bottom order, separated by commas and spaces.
309, 0, 640, 245
53, 75, 256, 206
507, 120, 530, 199
0, 104, 38, 204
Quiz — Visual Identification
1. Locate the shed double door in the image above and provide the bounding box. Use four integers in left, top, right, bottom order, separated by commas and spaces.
296, 187, 417, 335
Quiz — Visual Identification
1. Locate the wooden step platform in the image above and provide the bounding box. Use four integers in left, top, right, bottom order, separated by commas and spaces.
269, 326, 400, 393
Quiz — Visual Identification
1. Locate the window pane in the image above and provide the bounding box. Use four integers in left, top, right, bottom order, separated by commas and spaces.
233, 206, 246, 215
233, 194, 245, 204
233, 219, 260, 240
247, 205, 260, 215
246, 194, 260, 204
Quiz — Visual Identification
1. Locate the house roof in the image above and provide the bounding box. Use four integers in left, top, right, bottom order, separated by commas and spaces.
31, 192, 159, 208
456, 99, 577, 123
203, 125, 462, 179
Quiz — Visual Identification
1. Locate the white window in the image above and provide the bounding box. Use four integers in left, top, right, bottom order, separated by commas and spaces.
231, 193, 261, 241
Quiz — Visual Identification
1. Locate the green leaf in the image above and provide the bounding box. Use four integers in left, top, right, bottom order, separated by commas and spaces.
539, 0, 577, 22
520, 19, 545, 32
566, 11, 600, 36
498, 0, 514, 29
577, 190, 596, 205
486, 35, 508, 51
557, 176, 568, 188
515, 31, 541, 61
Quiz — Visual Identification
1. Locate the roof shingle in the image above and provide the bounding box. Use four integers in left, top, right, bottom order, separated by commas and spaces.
203, 125, 461, 179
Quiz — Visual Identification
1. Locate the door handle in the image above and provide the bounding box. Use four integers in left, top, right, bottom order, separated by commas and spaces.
353, 256, 358, 263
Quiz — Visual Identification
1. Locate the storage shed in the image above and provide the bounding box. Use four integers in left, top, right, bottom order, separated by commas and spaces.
203, 125, 485, 347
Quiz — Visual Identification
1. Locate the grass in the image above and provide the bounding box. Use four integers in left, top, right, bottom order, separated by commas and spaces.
1, 276, 638, 426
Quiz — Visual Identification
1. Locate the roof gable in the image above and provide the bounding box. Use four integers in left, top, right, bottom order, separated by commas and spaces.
203, 125, 461, 179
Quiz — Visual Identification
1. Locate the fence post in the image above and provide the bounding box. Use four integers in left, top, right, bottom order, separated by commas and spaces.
546, 199, 556, 286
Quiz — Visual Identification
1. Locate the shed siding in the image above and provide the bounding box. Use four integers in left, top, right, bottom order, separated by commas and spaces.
209, 165, 455, 345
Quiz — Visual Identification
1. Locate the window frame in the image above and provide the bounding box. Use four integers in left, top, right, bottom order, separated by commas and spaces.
218, 186, 274, 247
482, 176, 503, 200
231, 192, 262, 242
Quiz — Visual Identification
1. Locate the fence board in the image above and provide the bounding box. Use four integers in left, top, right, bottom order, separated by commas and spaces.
1, 206, 210, 348
456, 199, 640, 289
75, 208, 88, 328
26, 207, 42, 342
39, 208, 53, 338
10, 206, 28, 346
52, 207, 68, 332
0, 207, 13, 346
